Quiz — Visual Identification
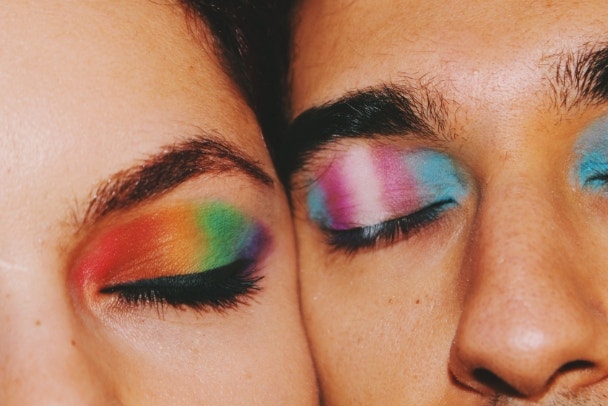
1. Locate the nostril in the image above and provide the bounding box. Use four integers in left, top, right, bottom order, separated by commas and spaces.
472, 368, 521, 397
557, 360, 594, 374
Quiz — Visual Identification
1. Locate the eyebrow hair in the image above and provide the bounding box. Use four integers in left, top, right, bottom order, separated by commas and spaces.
282, 82, 452, 176
545, 42, 608, 111
76, 135, 273, 228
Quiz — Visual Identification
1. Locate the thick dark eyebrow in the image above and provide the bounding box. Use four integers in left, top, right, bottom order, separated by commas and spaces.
284, 43, 608, 179
544, 42, 608, 111
76, 135, 273, 229
282, 83, 452, 176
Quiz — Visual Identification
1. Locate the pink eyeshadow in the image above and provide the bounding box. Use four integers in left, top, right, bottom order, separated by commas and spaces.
373, 147, 421, 213
319, 158, 357, 228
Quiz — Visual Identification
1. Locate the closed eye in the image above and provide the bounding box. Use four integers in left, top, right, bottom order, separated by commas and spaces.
100, 258, 262, 313
324, 198, 457, 254
584, 170, 608, 189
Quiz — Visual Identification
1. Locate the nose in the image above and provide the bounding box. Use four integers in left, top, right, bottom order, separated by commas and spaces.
449, 179, 608, 398
0, 265, 117, 404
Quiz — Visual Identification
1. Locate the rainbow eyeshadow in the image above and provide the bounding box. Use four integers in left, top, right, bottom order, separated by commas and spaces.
573, 115, 608, 191
307, 145, 468, 229
71, 201, 268, 291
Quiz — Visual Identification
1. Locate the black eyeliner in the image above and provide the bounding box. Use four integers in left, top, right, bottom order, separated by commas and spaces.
326, 199, 456, 253
100, 259, 262, 311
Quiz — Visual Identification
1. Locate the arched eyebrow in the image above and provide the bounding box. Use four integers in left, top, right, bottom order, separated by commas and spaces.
74, 135, 273, 229
284, 82, 452, 176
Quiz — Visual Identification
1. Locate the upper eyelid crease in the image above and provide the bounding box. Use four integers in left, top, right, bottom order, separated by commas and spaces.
71, 134, 274, 232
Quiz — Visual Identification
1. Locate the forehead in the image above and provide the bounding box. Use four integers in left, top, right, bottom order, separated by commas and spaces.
0, 0, 264, 259
291, 0, 608, 115
0, 0, 239, 127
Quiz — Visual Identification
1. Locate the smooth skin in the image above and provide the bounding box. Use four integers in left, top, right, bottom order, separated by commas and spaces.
0, 0, 316, 404
290, 1, 608, 404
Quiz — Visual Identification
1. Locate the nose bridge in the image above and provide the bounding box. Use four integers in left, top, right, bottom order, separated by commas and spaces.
0, 263, 115, 404
450, 173, 608, 396
472, 176, 567, 274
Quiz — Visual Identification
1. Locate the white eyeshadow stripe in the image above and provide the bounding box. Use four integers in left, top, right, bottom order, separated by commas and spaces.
342, 146, 387, 225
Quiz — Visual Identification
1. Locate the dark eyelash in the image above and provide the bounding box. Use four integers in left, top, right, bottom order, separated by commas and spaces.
585, 171, 608, 187
99, 258, 262, 312
326, 199, 456, 254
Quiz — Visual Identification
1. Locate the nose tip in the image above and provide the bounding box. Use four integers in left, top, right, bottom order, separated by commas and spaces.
449, 316, 603, 397
447, 180, 608, 398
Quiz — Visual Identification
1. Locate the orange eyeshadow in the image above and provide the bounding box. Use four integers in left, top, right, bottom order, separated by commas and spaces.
71, 202, 267, 296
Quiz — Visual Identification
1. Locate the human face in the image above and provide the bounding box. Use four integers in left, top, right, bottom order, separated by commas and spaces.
288, 1, 608, 404
0, 0, 317, 404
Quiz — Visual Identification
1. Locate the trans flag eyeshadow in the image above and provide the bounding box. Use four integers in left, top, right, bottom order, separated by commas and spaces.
307, 145, 468, 230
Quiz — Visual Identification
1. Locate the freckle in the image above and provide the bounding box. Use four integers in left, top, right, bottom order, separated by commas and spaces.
388, 298, 393, 304
71, 340, 76, 347
35, 320, 41, 326
415, 299, 420, 304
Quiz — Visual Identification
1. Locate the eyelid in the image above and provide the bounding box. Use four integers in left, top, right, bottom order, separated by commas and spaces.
325, 198, 457, 252
100, 258, 263, 312
572, 115, 608, 188
69, 201, 271, 310
304, 145, 468, 230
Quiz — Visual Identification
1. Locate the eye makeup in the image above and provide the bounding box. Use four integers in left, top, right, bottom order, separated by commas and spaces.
573, 115, 608, 191
71, 201, 269, 310
307, 145, 468, 231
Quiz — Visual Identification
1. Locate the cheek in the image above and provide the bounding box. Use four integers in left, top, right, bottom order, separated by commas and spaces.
298, 237, 465, 403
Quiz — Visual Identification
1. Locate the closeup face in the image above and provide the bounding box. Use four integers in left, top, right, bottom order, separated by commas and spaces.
0, 0, 316, 404
289, 0, 608, 404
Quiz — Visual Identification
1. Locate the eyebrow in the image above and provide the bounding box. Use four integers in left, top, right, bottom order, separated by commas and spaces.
285, 42, 608, 177
545, 42, 608, 111
76, 135, 273, 229
283, 82, 452, 176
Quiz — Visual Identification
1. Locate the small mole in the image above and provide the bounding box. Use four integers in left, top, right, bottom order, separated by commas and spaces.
35, 320, 41, 326
415, 299, 420, 304
71, 340, 76, 347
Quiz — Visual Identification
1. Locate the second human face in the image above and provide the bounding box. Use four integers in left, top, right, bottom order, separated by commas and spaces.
0, 0, 316, 404
288, 0, 608, 404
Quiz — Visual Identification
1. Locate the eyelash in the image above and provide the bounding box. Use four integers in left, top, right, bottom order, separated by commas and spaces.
325, 199, 456, 253
584, 170, 608, 189
99, 258, 262, 313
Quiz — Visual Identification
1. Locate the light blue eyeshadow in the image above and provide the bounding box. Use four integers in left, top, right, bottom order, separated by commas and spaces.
575, 115, 608, 191
307, 182, 332, 226
403, 150, 468, 202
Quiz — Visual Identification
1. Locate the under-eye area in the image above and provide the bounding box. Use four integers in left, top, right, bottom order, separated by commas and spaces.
303, 144, 469, 253
574, 115, 608, 192
71, 201, 270, 314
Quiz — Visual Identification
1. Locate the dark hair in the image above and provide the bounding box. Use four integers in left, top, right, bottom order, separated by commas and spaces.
180, 0, 291, 160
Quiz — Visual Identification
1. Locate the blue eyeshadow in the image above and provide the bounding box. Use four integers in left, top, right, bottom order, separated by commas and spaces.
574, 115, 608, 190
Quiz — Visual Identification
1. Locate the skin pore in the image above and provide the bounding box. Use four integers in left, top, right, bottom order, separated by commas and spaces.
0, 0, 316, 404
287, 0, 608, 404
